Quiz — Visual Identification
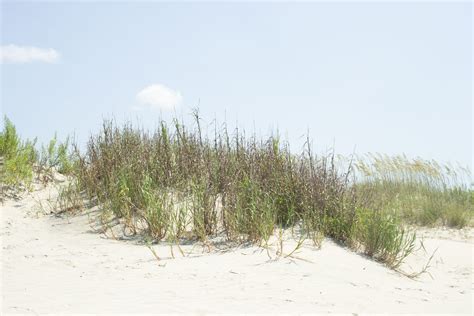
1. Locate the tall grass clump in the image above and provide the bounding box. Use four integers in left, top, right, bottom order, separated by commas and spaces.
0, 116, 37, 188
1, 116, 76, 200
353, 208, 416, 268
39, 134, 75, 176
70, 112, 417, 268
354, 154, 473, 228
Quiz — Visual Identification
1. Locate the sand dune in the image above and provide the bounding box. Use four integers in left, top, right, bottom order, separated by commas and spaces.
1, 183, 472, 314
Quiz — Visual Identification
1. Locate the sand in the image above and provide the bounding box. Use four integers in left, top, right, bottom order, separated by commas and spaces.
1, 182, 473, 315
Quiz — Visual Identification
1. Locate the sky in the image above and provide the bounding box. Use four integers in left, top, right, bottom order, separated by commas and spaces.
1, 1, 472, 169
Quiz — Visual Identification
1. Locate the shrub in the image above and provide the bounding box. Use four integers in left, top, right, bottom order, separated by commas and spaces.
39, 134, 74, 176
0, 117, 37, 187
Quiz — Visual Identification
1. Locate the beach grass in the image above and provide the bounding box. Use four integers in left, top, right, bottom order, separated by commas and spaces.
0, 116, 37, 189
354, 154, 472, 228
65, 111, 418, 268
1, 113, 471, 269
0, 116, 74, 199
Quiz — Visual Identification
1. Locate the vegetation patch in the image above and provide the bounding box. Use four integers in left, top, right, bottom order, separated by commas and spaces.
354, 154, 473, 228
0, 116, 73, 198
2, 113, 471, 270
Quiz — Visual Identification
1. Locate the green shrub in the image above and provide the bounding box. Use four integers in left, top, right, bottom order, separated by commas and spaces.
0, 117, 20, 158
0, 117, 37, 187
39, 134, 74, 175
1, 116, 76, 191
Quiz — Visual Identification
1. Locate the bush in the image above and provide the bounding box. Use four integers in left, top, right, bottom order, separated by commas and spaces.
1, 116, 75, 191
39, 134, 74, 175
0, 117, 37, 187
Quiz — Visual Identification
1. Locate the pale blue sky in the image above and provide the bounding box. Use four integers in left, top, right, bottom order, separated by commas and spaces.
1, 2, 472, 168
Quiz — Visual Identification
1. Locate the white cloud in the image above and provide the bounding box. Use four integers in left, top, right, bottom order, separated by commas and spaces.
136, 84, 182, 111
0, 44, 60, 64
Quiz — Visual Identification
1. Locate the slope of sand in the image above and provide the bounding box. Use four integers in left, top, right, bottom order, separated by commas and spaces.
1, 183, 473, 314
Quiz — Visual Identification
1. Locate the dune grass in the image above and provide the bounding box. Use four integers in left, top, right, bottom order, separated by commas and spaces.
0, 116, 74, 194
73, 115, 355, 243
3, 113, 471, 269
65, 111, 420, 268
354, 154, 473, 228
0, 117, 37, 189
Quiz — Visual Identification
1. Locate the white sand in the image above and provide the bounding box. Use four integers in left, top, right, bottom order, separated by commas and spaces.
1, 183, 473, 314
